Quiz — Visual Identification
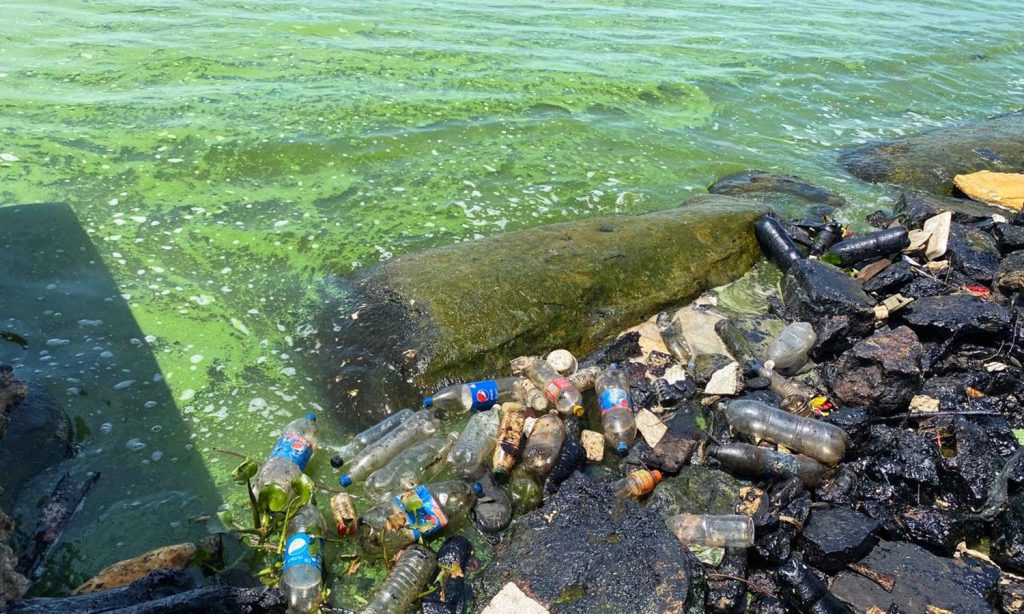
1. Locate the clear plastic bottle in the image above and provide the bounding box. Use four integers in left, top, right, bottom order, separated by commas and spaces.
339, 410, 439, 487
515, 378, 549, 412
521, 357, 584, 417
364, 433, 457, 500
509, 466, 542, 514
362, 544, 438, 614
492, 402, 526, 482
724, 399, 847, 466
595, 364, 637, 455
330, 409, 413, 462
448, 409, 500, 479
666, 514, 755, 548
708, 442, 831, 488
521, 413, 565, 478
423, 377, 523, 413
252, 413, 320, 512
612, 468, 663, 499
356, 480, 480, 559
752, 362, 816, 417
767, 322, 816, 374
281, 503, 326, 613
568, 365, 603, 392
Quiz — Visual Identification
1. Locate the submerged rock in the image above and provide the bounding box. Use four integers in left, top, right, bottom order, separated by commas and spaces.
830, 540, 998, 614
708, 170, 846, 207
319, 196, 768, 422
839, 110, 1024, 196
476, 473, 704, 613
828, 326, 922, 416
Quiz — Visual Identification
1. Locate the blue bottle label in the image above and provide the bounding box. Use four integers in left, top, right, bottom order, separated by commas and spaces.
467, 380, 499, 410
394, 484, 448, 538
283, 531, 322, 570
270, 433, 313, 471
598, 388, 631, 415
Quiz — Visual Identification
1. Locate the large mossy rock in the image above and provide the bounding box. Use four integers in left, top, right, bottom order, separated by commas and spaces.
839, 111, 1024, 195
320, 196, 768, 424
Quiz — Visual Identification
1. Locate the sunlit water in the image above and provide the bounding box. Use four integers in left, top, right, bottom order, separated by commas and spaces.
1, 0, 1022, 599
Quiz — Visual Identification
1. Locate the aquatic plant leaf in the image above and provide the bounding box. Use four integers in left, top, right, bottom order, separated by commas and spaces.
291, 473, 314, 506
231, 459, 259, 485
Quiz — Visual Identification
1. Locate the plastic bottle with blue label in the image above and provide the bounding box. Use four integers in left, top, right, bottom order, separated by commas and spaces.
355, 480, 480, 559
252, 413, 319, 513
423, 377, 522, 413
448, 409, 500, 479
595, 365, 637, 455
281, 502, 326, 613
339, 410, 439, 487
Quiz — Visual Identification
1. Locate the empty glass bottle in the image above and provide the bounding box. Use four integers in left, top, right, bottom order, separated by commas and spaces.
252, 413, 319, 513
448, 409, 500, 479
521, 357, 584, 417
423, 377, 523, 413
281, 503, 326, 613
492, 402, 526, 482
330, 409, 414, 464
708, 442, 831, 487
595, 364, 637, 455
612, 468, 663, 499
521, 413, 566, 478
356, 480, 480, 559
362, 544, 438, 614
724, 399, 847, 466
767, 322, 816, 374
339, 410, 439, 487
364, 433, 457, 501
666, 514, 755, 548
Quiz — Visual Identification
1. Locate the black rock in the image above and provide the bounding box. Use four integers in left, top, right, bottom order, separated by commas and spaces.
473, 474, 513, 535
422, 536, 474, 614
753, 478, 811, 565
995, 223, 1024, 253
830, 540, 999, 614
947, 417, 1009, 505
584, 331, 643, 366
899, 294, 1011, 341
996, 250, 1024, 293
692, 353, 734, 385
809, 315, 864, 362
862, 260, 914, 295
893, 191, 999, 227
781, 260, 875, 332
643, 433, 698, 475
706, 548, 748, 614
708, 170, 846, 207
867, 209, 897, 228
898, 506, 982, 555
865, 425, 940, 487
543, 436, 586, 499
799, 506, 878, 572
815, 465, 860, 506
899, 274, 957, 299
947, 223, 1001, 283
828, 326, 922, 416
993, 492, 1024, 574
774, 557, 852, 614
998, 579, 1024, 614
475, 473, 705, 613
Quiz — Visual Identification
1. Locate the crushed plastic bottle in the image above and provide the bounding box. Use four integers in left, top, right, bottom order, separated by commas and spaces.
766, 322, 816, 374
362, 544, 438, 614
752, 361, 817, 417
492, 402, 526, 482
252, 413, 319, 512
519, 356, 584, 417
281, 502, 326, 613
708, 442, 831, 487
339, 410, 439, 487
330, 492, 358, 537
755, 215, 804, 272
330, 409, 413, 464
612, 468, 663, 499
724, 399, 848, 466
356, 480, 481, 559
666, 514, 755, 548
521, 413, 566, 478
823, 226, 910, 266
364, 433, 457, 500
568, 365, 602, 392
448, 409, 500, 479
423, 377, 522, 413
515, 378, 549, 412
595, 364, 637, 455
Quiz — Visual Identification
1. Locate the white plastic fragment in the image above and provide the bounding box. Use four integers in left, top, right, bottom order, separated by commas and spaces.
923, 211, 952, 260
636, 408, 668, 448
545, 349, 578, 375
581, 430, 605, 462
704, 362, 742, 396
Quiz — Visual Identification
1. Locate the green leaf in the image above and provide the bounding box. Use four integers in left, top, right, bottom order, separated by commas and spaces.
216, 510, 235, 530
231, 459, 259, 485
820, 252, 843, 267
291, 473, 314, 506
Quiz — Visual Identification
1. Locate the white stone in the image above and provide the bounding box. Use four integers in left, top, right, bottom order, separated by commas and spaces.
636, 408, 668, 448
481, 582, 549, 614
545, 349, 578, 374
704, 362, 742, 396
923, 211, 952, 260
581, 430, 604, 462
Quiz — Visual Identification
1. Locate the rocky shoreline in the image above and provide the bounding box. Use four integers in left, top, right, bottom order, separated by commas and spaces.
3, 110, 1024, 612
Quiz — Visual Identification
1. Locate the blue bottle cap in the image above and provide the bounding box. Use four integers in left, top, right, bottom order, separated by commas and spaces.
306, 412, 317, 422
472, 482, 484, 496
422, 396, 433, 408
339, 475, 352, 487
616, 442, 629, 456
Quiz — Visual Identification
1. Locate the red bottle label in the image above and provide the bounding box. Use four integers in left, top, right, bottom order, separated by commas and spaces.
544, 377, 572, 404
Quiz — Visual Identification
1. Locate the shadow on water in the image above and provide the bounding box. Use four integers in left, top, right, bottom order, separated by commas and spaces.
0, 203, 222, 594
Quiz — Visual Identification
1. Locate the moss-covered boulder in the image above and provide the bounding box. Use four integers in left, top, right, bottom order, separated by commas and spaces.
319, 196, 768, 424
839, 110, 1024, 195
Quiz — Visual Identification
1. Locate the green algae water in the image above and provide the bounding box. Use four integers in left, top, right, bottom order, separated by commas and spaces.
1, 0, 1023, 601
